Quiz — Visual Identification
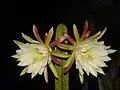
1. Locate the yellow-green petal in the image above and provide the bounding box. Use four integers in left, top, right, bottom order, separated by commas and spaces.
44, 66, 48, 83
49, 62, 58, 78
63, 52, 74, 68
20, 67, 28, 76
45, 27, 53, 46
13, 40, 24, 47
73, 24, 80, 42
57, 44, 74, 50
11, 54, 19, 58
51, 50, 70, 58
21, 33, 39, 43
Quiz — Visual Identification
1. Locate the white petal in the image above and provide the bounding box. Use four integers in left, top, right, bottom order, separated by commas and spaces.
79, 68, 84, 75
104, 46, 111, 49
44, 67, 48, 83
88, 65, 97, 77
31, 72, 37, 79
27, 64, 38, 73
94, 59, 108, 67
107, 49, 116, 54
20, 67, 28, 76
16, 50, 22, 54
38, 67, 45, 75
79, 74, 84, 84
99, 41, 104, 45
97, 68, 105, 75
17, 61, 28, 66
100, 56, 111, 61
91, 48, 108, 57
82, 61, 90, 76
88, 60, 98, 68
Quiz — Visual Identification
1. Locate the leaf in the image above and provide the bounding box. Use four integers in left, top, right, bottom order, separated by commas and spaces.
51, 50, 70, 58
45, 27, 54, 46
21, 33, 39, 43
57, 44, 74, 50
49, 62, 58, 78
73, 24, 80, 42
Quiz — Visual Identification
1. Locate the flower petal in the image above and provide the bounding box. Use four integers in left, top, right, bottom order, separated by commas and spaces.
73, 24, 80, 42
21, 33, 39, 43
45, 27, 54, 46
44, 66, 48, 83
49, 62, 58, 78
20, 67, 28, 76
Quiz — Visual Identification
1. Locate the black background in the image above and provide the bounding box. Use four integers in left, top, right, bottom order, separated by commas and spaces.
4, 0, 120, 90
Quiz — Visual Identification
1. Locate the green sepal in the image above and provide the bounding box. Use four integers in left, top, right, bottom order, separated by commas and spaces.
21, 33, 39, 43
13, 40, 24, 47
49, 62, 58, 78
63, 52, 74, 68
45, 27, 54, 46
73, 24, 80, 42
51, 50, 70, 58
57, 44, 74, 50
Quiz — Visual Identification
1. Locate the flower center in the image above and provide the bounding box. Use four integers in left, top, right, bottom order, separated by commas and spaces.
80, 52, 93, 61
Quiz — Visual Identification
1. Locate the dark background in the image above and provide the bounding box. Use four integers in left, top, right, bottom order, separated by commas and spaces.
4, 0, 120, 90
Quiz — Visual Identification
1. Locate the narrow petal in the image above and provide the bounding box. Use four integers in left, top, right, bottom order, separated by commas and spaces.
88, 65, 97, 77
57, 44, 74, 50
27, 64, 37, 73
97, 68, 105, 75
38, 67, 45, 75
79, 68, 84, 75
20, 67, 28, 76
11, 54, 19, 58
13, 40, 24, 47
21, 33, 39, 43
49, 62, 58, 78
33, 24, 43, 42
44, 66, 48, 83
31, 72, 37, 79
79, 73, 84, 84
51, 50, 70, 58
45, 27, 54, 46
63, 52, 74, 68
96, 27, 107, 40
107, 49, 116, 54
64, 58, 74, 73
17, 61, 28, 66
73, 24, 80, 42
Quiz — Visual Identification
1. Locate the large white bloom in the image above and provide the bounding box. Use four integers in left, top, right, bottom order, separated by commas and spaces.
13, 42, 51, 79
74, 29, 116, 83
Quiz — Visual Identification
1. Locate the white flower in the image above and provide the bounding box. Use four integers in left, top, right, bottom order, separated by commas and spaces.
12, 41, 51, 79
11, 25, 59, 83
74, 29, 116, 83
